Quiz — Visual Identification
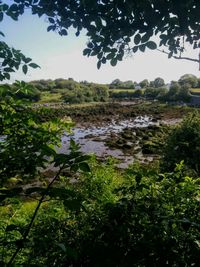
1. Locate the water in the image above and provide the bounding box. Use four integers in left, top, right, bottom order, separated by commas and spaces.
59, 116, 158, 167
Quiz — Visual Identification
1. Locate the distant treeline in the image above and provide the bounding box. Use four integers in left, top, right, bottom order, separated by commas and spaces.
0, 74, 200, 103
0, 79, 109, 103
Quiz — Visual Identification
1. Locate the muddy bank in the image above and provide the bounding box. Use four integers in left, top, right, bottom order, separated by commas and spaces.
37, 100, 194, 126
59, 115, 175, 168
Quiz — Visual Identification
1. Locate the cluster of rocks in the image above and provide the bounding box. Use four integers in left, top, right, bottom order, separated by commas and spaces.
105, 124, 171, 159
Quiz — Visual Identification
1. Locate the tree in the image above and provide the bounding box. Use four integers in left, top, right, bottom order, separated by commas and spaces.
168, 81, 181, 97
0, 0, 200, 79
153, 77, 165, 88
109, 79, 122, 89
139, 79, 149, 88
178, 74, 198, 88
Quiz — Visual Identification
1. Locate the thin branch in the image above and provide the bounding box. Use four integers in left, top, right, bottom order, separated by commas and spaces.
157, 48, 200, 63
7, 164, 65, 267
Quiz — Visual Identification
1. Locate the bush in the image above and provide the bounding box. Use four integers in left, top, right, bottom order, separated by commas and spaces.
29, 79, 55, 91
62, 84, 109, 104
110, 90, 141, 99
161, 111, 200, 174
109, 79, 135, 89
1, 161, 199, 266
144, 87, 160, 98
0, 82, 41, 102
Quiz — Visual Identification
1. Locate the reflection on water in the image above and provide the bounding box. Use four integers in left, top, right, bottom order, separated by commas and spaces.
59, 116, 158, 168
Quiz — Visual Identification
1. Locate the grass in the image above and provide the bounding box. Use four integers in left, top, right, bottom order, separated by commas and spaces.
109, 89, 136, 93
190, 88, 200, 93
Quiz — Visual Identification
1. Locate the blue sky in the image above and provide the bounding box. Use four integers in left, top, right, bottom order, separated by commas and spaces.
1, 6, 200, 84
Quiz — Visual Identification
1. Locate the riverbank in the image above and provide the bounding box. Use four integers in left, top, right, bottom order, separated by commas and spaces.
52, 100, 190, 168
36, 100, 195, 126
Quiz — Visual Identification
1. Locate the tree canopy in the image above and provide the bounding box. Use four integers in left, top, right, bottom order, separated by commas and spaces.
0, 0, 200, 79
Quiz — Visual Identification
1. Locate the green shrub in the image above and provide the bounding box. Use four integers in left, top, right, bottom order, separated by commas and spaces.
1, 162, 199, 266
0, 82, 41, 102
161, 111, 200, 174
62, 84, 109, 104
110, 90, 138, 99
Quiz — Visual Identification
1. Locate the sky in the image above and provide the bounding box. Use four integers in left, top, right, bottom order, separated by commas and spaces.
1, 7, 200, 84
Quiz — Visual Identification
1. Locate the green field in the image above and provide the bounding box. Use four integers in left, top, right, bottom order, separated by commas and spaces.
190, 88, 200, 93
110, 88, 136, 93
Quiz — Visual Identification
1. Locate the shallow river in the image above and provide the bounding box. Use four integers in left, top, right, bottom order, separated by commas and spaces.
59, 116, 160, 168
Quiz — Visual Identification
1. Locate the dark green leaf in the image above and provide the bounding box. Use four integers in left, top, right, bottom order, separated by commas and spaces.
48, 17, 55, 23
70, 163, 79, 172
22, 64, 28, 74
101, 57, 106, 64
0, 31, 5, 37
47, 25, 56, 32
75, 31, 80, 37
79, 162, 91, 172
57, 243, 66, 252
83, 48, 91, 56
70, 139, 80, 151
146, 41, 157, 50
110, 58, 117, 66
28, 63, 40, 69
134, 33, 141, 45
97, 60, 101, 69
168, 51, 173, 58
2, 4, 9, 11
74, 155, 91, 163
9, 4, 18, 12
6, 224, 20, 232
4, 72, 10, 80
141, 33, 150, 43
106, 53, 115, 60
4, 67, 14, 72
63, 199, 82, 211
23, 57, 32, 64
87, 42, 94, 49
0, 12, 3, 22
139, 44, 145, 52
54, 153, 69, 167
60, 29, 68, 36
132, 46, 138, 53
117, 54, 123, 61
97, 51, 103, 59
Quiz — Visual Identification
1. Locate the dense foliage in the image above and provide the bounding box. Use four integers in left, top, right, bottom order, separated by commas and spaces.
109, 79, 135, 89
3, 98, 200, 266
1, 96, 200, 266
0, 99, 70, 184
110, 89, 143, 100
0, 81, 41, 102
0, 158, 199, 266
162, 111, 200, 175
61, 83, 109, 104
178, 74, 199, 88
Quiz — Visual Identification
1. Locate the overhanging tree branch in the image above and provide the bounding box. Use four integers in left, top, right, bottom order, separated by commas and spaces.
157, 49, 200, 70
